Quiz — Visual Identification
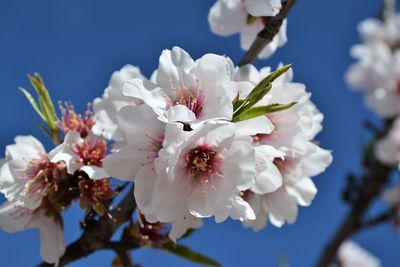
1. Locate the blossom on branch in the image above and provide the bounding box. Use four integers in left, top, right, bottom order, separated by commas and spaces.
0, 136, 66, 263
346, 15, 400, 117
103, 46, 331, 239
208, 0, 287, 59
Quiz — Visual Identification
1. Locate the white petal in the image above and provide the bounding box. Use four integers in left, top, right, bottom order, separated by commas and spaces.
235, 116, 274, 136
134, 164, 157, 216
161, 105, 196, 123
243, 0, 281, 17
169, 213, 203, 242
208, 0, 246, 36
80, 166, 108, 180
0, 160, 26, 202
220, 138, 256, 191
264, 189, 298, 226
156, 47, 195, 90
50, 132, 82, 175
103, 144, 143, 182
6, 135, 45, 160
0, 201, 33, 233
230, 195, 256, 221
122, 78, 167, 112
301, 145, 332, 177
36, 214, 66, 264
286, 177, 317, 206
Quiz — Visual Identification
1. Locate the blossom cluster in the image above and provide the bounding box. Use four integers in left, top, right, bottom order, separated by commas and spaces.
95, 46, 332, 240
346, 15, 400, 117
348, 14, 400, 235
0, 104, 113, 263
208, 0, 287, 59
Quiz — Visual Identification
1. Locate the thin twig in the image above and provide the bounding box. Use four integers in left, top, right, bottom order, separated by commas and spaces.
239, 0, 297, 66
358, 209, 395, 231
383, 0, 396, 21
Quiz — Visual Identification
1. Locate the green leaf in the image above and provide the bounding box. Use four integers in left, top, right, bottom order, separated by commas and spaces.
19, 87, 46, 121
232, 102, 297, 122
21, 73, 61, 144
36, 123, 53, 138
180, 228, 196, 240
246, 64, 291, 100
232, 65, 292, 121
162, 241, 221, 267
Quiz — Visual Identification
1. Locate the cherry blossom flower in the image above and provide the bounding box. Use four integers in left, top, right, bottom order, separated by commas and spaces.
0, 137, 66, 263
122, 47, 235, 126
151, 122, 256, 224
0, 136, 68, 209
208, 0, 287, 59
51, 131, 108, 180
336, 241, 381, 267
92, 65, 146, 141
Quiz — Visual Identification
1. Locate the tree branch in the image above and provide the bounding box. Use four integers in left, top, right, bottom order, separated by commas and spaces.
37, 185, 136, 267
239, 0, 297, 66
358, 208, 395, 231
315, 118, 396, 267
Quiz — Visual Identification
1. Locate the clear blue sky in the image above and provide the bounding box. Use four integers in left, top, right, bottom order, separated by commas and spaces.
0, 0, 399, 266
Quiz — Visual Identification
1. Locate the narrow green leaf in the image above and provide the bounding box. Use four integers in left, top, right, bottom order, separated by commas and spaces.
19, 87, 46, 121
180, 228, 196, 240
232, 65, 291, 119
162, 241, 221, 267
36, 123, 52, 139
232, 102, 297, 122
246, 64, 291, 100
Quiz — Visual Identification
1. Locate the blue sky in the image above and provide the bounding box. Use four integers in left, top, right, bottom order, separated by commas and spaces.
0, 0, 399, 266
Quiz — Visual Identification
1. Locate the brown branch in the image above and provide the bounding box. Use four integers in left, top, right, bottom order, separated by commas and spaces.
37, 185, 136, 267
315, 118, 396, 267
358, 208, 395, 231
239, 0, 297, 66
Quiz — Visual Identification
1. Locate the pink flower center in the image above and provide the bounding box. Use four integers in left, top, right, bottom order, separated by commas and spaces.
59, 102, 95, 137
79, 178, 115, 216
74, 139, 107, 167
23, 155, 66, 199
169, 83, 205, 118
185, 145, 221, 181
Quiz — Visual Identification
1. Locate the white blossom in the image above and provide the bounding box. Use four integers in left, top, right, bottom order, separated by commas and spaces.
208, 0, 287, 59
0, 136, 66, 263
234, 64, 332, 229
346, 15, 400, 117
92, 65, 146, 141
0, 201, 65, 264
51, 131, 108, 180
336, 241, 381, 267
122, 47, 235, 127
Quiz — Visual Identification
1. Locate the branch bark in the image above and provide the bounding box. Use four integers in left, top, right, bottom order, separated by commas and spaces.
315, 119, 395, 267
37, 185, 136, 267
239, 0, 297, 66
